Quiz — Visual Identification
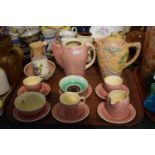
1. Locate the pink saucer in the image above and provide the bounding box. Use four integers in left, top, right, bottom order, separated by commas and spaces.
52, 103, 90, 123
95, 83, 129, 100
17, 82, 51, 96
13, 102, 51, 123
24, 60, 56, 81
95, 83, 108, 100
97, 102, 136, 124
59, 84, 92, 99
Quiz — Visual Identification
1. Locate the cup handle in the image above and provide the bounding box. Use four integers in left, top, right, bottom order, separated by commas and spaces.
85, 42, 96, 69
79, 96, 86, 105
71, 27, 77, 35
124, 42, 141, 68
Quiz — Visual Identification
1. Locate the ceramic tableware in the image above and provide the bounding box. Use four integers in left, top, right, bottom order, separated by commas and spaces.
106, 90, 130, 120
29, 41, 46, 57
59, 92, 86, 115
95, 83, 129, 100
52, 92, 89, 123
0, 67, 10, 95
51, 40, 96, 75
32, 55, 50, 78
59, 84, 92, 99
144, 95, 155, 113
13, 102, 51, 123
97, 102, 136, 124
95, 33, 141, 78
59, 75, 88, 95
42, 29, 57, 57
59, 27, 77, 38
23, 76, 42, 92
77, 32, 93, 43
24, 60, 56, 80
17, 82, 51, 96
104, 75, 123, 91
14, 92, 46, 116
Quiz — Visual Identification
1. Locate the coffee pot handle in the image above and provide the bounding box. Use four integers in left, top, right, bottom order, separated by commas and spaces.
85, 43, 96, 69
11, 46, 23, 63
124, 42, 141, 68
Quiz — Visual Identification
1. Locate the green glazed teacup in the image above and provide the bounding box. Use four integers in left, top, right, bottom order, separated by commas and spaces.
59, 75, 88, 95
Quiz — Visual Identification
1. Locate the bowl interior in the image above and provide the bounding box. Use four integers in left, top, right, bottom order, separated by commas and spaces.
14, 92, 46, 112
59, 75, 88, 92
23, 76, 41, 86
104, 75, 123, 86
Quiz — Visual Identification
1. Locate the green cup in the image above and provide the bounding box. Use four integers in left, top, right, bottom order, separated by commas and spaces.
59, 75, 88, 95
150, 83, 155, 95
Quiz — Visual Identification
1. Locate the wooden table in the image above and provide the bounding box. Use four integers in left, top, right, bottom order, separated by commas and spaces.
4, 63, 144, 127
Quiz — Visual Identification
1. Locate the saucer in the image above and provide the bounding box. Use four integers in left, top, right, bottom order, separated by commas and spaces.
95, 83, 108, 100
59, 84, 92, 99
52, 103, 89, 123
13, 102, 51, 123
95, 83, 129, 100
17, 82, 51, 96
97, 102, 136, 124
24, 60, 56, 81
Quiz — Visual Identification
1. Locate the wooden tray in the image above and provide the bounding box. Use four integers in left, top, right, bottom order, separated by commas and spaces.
4, 64, 144, 127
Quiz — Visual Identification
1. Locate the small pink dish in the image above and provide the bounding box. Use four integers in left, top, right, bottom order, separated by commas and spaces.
17, 82, 51, 96
13, 102, 51, 123
97, 102, 136, 124
95, 83, 108, 100
59, 84, 92, 99
52, 102, 89, 123
95, 83, 129, 100
24, 60, 56, 81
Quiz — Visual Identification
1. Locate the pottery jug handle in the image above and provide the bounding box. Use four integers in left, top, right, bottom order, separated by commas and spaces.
124, 42, 141, 68
85, 43, 96, 69
11, 46, 24, 62
71, 27, 77, 34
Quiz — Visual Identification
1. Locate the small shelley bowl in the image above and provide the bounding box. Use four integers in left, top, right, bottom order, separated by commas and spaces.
23, 76, 42, 92
104, 75, 123, 91
59, 75, 88, 95
144, 95, 155, 113
14, 92, 46, 116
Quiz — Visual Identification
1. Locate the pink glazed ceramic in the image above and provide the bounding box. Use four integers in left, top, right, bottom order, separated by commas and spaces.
51, 40, 95, 76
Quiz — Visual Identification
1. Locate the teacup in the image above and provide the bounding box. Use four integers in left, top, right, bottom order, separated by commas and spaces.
59, 75, 88, 95
106, 90, 130, 120
104, 75, 123, 91
59, 92, 85, 115
23, 76, 42, 91
14, 92, 46, 116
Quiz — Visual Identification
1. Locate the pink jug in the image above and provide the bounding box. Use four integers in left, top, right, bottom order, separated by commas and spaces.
51, 40, 96, 76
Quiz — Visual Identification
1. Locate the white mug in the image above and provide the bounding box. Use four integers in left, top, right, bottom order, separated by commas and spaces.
0, 67, 10, 95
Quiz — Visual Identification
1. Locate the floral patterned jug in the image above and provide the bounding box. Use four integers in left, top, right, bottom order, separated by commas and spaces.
95, 33, 141, 79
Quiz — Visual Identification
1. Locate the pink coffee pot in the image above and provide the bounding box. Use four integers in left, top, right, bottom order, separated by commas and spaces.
51, 40, 96, 76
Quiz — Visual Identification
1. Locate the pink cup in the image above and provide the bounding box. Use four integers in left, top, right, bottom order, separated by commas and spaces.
59, 92, 85, 116
104, 75, 123, 91
23, 76, 42, 92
